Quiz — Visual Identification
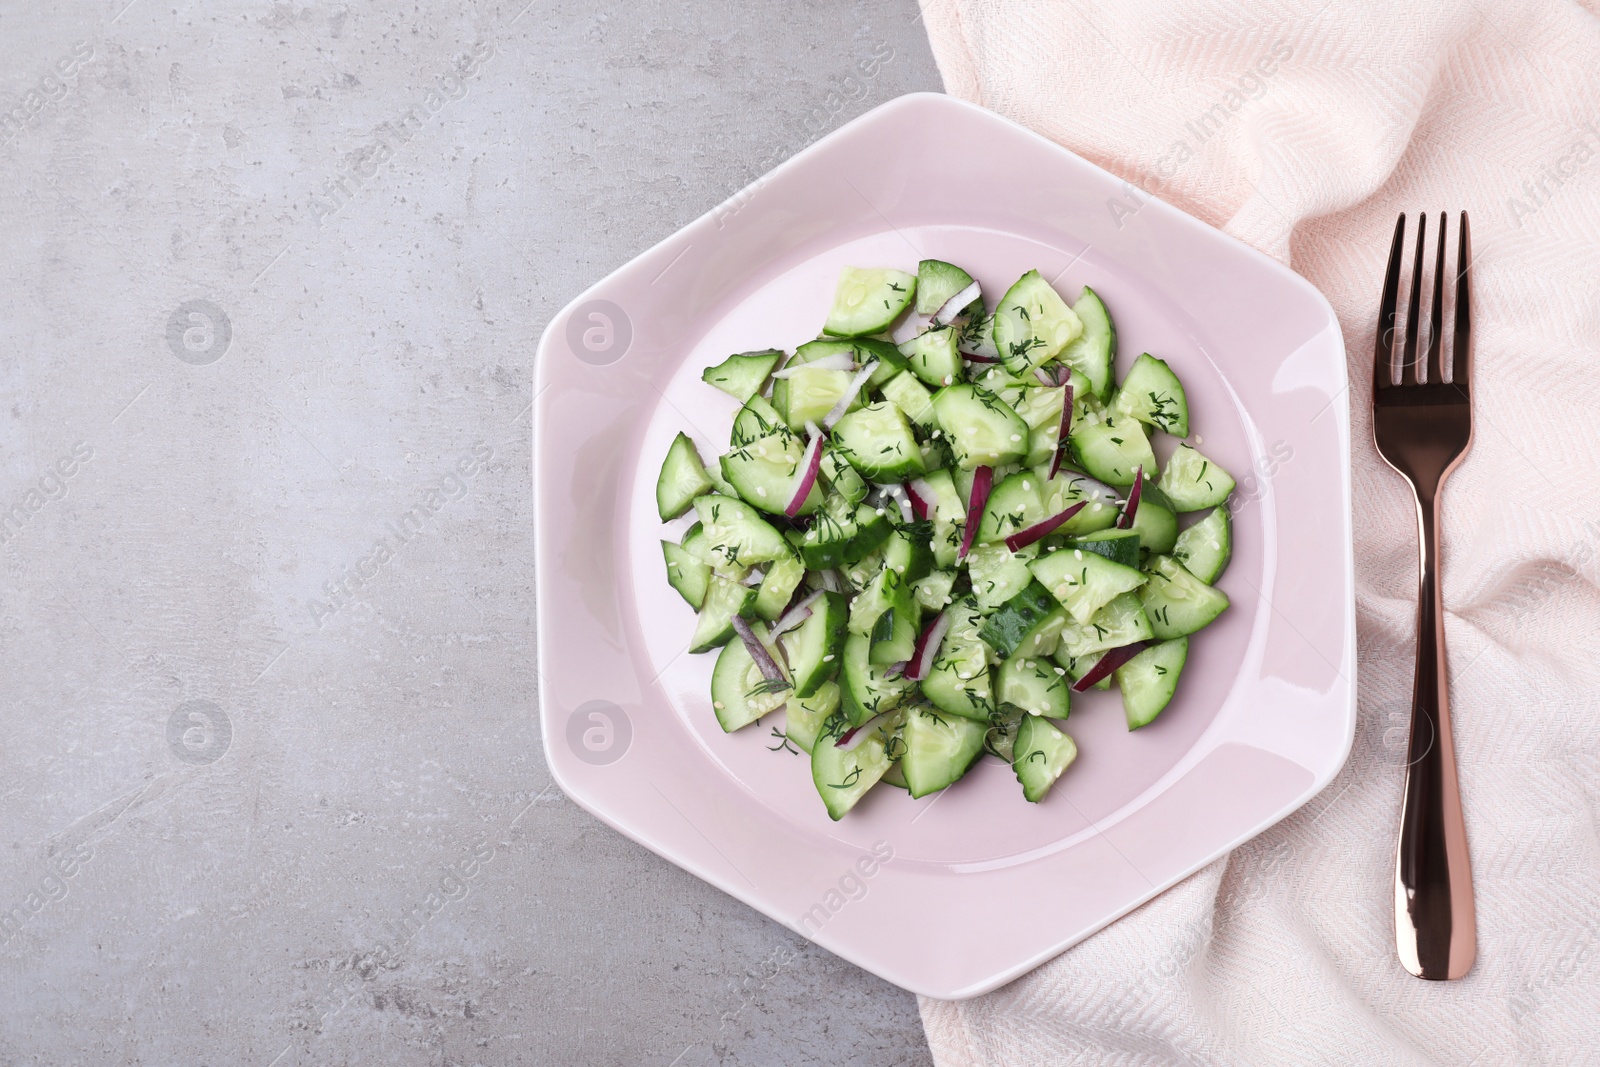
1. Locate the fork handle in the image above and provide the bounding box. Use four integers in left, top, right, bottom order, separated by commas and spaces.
1394, 487, 1476, 979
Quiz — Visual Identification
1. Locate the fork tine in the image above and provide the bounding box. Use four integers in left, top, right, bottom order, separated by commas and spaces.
1453, 212, 1472, 391
1376, 214, 1406, 393
1401, 212, 1427, 386
1426, 212, 1446, 384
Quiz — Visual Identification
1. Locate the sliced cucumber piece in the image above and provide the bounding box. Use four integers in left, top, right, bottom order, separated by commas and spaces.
1055, 591, 1154, 660
811, 707, 906, 820
783, 680, 840, 753
1037, 469, 1121, 536
681, 521, 747, 582
869, 595, 919, 666
882, 523, 935, 584
710, 619, 791, 731
880, 371, 937, 431
959, 307, 999, 360
1012, 715, 1078, 802
899, 705, 986, 798
840, 631, 912, 726
1069, 413, 1156, 488
1015, 385, 1069, 467
656, 432, 713, 520
976, 470, 1048, 544
754, 553, 805, 621
1058, 287, 1116, 399
731, 394, 789, 448
721, 432, 823, 516
1030, 544, 1148, 624
774, 365, 859, 431
819, 447, 868, 505
694, 495, 792, 568
992, 270, 1083, 374
917, 468, 968, 569
662, 540, 710, 610
702, 349, 782, 403
921, 597, 992, 723
830, 401, 925, 483
689, 576, 759, 654
849, 566, 906, 636
997, 654, 1072, 719
1160, 445, 1236, 511
1062, 528, 1140, 568
1058, 650, 1112, 691
916, 259, 976, 315
1116, 637, 1188, 729
1140, 555, 1229, 638
1111, 352, 1189, 437
978, 579, 1058, 659
1173, 506, 1232, 583
931, 384, 1029, 470
1130, 497, 1178, 556
823, 267, 917, 338
793, 495, 893, 570
898, 326, 963, 389
794, 337, 908, 390
965, 541, 1037, 611
780, 589, 849, 697
912, 569, 956, 613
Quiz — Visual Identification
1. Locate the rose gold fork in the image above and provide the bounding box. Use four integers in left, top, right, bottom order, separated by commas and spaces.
1372, 211, 1476, 980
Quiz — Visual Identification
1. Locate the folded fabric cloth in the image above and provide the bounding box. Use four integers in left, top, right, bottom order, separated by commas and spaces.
913, 1, 1600, 1063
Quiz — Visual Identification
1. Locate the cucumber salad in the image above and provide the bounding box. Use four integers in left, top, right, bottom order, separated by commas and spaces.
655, 261, 1234, 820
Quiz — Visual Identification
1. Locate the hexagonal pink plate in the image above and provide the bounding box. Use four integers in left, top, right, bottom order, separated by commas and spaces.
534, 92, 1354, 999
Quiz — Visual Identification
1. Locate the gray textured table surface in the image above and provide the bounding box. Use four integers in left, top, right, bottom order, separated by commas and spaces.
0, 1, 942, 1063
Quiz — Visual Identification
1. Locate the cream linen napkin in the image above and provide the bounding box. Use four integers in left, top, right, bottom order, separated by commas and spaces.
913, 1, 1600, 1063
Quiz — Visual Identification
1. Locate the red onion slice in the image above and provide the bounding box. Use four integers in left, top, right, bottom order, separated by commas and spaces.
1048, 383, 1075, 480
904, 610, 951, 682
1116, 467, 1144, 530
822, 360, 880, 430
882, 661, 907, 680
957, 465, 993, 561
835, 711, 891, 751
1003, 501, 1087, 552
771, 352, 856, 377
883, 484, 913, 523
932, 281, 983, 325
785, 425, 826, 517
1070, 642, 1147, 692
904, 479, 933, 521
730, 615, 786, 683
771, 589, 824, 638
962, 352, 1001, 364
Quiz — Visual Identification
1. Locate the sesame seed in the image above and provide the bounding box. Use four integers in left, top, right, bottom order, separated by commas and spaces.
1073, 550, 1083, 560
756, 487, 767, 497
1010, 434, 1022, 442
1054, 666, 1066, 675
943, 376, 953, 386
1022, 481, 1032, 491
713, 701, 726, 709
822, 654, 834, 662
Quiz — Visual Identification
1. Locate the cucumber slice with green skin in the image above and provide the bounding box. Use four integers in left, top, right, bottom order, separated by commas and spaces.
1111, 353, 1189, 437
998, 653, 1072, 719
1116, 637, 1188, 729
1055, 591, 1154, 660
1058, 286, 1116, 400
662, 540, 711, 610
992, 270, 1084, 374
916, 468, 968, 569
880, 760, 909, 790
931, 384, 1029, 470
922, 598, 993, 723
681, 522, 748, 582
689, 576, 759, 653
840, 631, 913, 726
979, 579, 1058, 658
1130, 498, 1178, 556
869, 595, 919, 666
899, 705, 987, 798
823, 267, 917, 338
794, 337, 909, 390
754, 554, 805, 621
882, 523, 935, 584
1173, 506, 1232, 583
916, 260, 977, 315
1012, 715, 1078, 802
774, 366, 861, 431
912, 569, 956, 613
1015, 385, 1069, 467
710, 619, 792, 731
811, 707, 906, 819
731, 394, 790, 448
783, 680, 841, 753
958, 308, 999, 360
1140, 555, 1229, 638
830, 401, 926, 483
849, 567, 907, 637
898, 326, 963, 389
1069, 413, 1157, 488
880, 371, 937, 431
780, 590, 849, 697
819, 448, 869, 505
702, 349, 783, 403
721, 432, 824, 516
1159, 445, 1236, 511
657, 432, 714, 520
1030, 544, 1148, 624
1058, 651, 1112, 690
1037, 469, 1121, 536
694, 495, 792, 569
794, 498, 893, 570
965, 542, 1037, 611
976, 470, 1049, 544
1062, 528, 1140, 568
